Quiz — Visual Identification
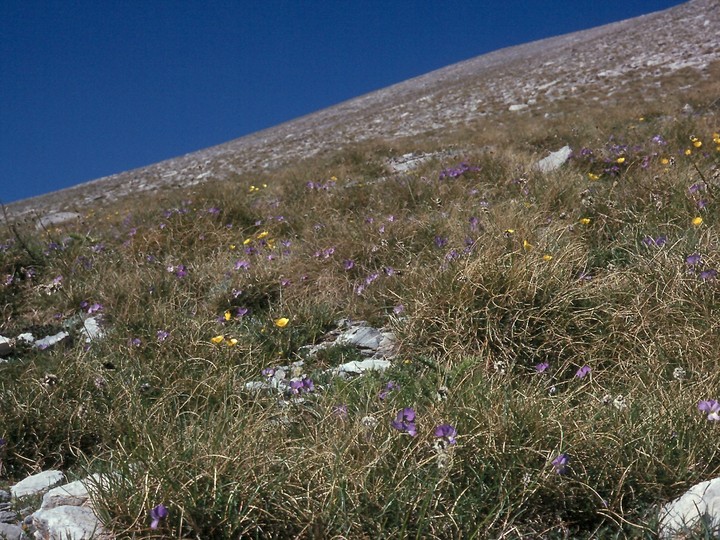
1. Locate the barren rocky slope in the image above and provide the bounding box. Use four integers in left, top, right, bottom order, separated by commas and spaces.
6, 0, 719, 219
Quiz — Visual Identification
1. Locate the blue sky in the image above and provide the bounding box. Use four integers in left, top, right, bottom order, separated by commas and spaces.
0, 0, 686, 204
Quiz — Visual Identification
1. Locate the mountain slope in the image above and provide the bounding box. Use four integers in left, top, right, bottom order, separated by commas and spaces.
6, 0, 719, 218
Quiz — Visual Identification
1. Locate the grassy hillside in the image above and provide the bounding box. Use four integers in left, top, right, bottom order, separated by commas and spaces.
1, 76, 719, 538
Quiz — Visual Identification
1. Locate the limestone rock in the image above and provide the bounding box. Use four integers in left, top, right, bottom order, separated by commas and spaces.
0, 522, 23, 540
508, 103, 528, 111
536, 145, 573, 173
658, 477, 720, 538
40, 477, 96, 511
35, 212, 81, 230
12, 471, 65, 499
333, 358, 392, 378
32, 506, 109, 540
79, 318, 104, 343
34, 332, 69, 350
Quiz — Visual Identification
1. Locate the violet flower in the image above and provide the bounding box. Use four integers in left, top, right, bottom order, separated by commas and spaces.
391, 408, 417, 437
686, 253, 702, 267
150, 504, 168, 529
698, 400, 720, 421
535, 362, 549, 373
552, 453, 570, 475
575, 365, 591, 379
379, 381, 399, 400
434, 424, 457, 445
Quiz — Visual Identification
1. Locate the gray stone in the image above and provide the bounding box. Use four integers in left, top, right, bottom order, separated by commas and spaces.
0, 522, 23, 540
35, 212, 81, 231
79, 318, 104, 343
0, 491, 10, 503
508, 103, 528, 111
0, 336, 12, 357
332, 359, 392, 378
536, 145, 573, 173
32, 505, 109, 540
658, 477, 720, 538
40, 478, 92, 510
336, 325, 383, 351
11, 471, 65, 499
0, 509, 17, 523
16, 334, 35, 344
33, 332, 69, 350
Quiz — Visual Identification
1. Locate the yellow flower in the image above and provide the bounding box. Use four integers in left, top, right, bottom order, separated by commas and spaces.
262, 183, 268, 188
579, 218, 591, 225
503, 229, 515, 236
693, 140, 703, 148
542, 254, 553, 261
660, 157, 670, 165
523, 240, 533, 251
692, 216, 703, 227
257, 231, 269, 239
638, 117, 645, 121
211, 335, 224, 344
224, 310, 232, 321
685, 149, 692, 156
274, 317, 290, 328
616, 157, 626, 164
330, 176, 338, 181
227, 338, 238, 347
229, 244, 236, 250
243, 238, 252, 245
588, 173, 600, 181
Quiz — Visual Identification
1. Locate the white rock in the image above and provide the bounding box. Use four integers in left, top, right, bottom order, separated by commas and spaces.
0, 336, 12, 356
658, 477, 720, 538
79, 317, 104, 343
332, 359, 392, 377
34, 332, 70, 350
536, 145, 573, 173
508, 103, 528, 111
35, 212, 81, 230
17, 333, 35, 344
32, 505, 110, 540
0, 523, 23, 540
11, 470, 65, 499
336, 326, 383, 351
41, 478, 92, 510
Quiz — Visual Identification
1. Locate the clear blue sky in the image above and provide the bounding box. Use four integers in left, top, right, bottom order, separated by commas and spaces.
1, 0, 686, 204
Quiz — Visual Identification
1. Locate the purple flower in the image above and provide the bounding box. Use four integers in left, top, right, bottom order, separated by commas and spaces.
150, 504, 168, 529
698, 400, 720, 421
87, 303, 103, 314
391, 408, 417, 437
290, 377, 314, 395
379, 381, 399, 400
129, 338, 142, 347
575, 365, 591, 379
642, 235, 667, 247
156, 330, 170, 342
651, 135, 667, 145
236, 307, 249, 317
433, 424, 457, 445
207, 206, 221, 215
469, 216, 479, 231
699, 269, 718, 281
434, 236, 448, 248
393, 304, 405, 315
535, 362, 550, 373
261, 367, 275, 378
688, 183, 704, 194
174, 265, 188, 278
234, 260, 250, 271
552, 453, 570, 474
686, 253, 702, 267
343, 259, 355, 271
333, 404, 348, 418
